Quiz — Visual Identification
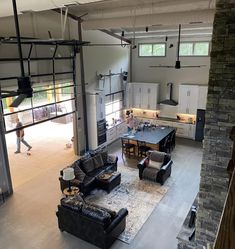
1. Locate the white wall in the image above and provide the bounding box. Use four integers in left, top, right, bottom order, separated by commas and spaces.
132, 37, 210, 103
82, 30, 130, 94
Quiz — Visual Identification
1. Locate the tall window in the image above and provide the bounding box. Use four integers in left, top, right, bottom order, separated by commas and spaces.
105, 91, 124, 126
179, 42, 210, 56
139, 43, 166, 57
1, 80, 75, 132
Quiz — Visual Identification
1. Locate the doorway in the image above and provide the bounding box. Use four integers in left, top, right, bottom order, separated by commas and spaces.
5, 119, 78, 190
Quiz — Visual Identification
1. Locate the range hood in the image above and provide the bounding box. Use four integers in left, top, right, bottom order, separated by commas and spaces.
160, 82, 178, 106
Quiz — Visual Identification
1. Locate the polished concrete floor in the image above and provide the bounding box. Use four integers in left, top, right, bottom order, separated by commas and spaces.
0, 138, 202, 249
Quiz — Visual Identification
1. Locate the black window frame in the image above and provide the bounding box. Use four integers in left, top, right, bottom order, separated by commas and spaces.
138, 43, 166, 57
179, 41, 210, 57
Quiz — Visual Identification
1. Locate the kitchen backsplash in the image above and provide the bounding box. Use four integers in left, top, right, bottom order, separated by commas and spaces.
127, 107, 196, 124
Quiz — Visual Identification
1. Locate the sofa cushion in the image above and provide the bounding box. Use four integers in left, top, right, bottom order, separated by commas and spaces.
149, 151, 166, 163
92, 154, 104, 169
143, 167, 158, 181
87, 167, 105, 177
82, 158, 95, 174
149, 160, 162, 170
100, 151, 108, 164
83, 175, 96, 187
73, 162, 86, 182
81, 204, 111, 227
86, 202, 117, 220
61, 196, 84, 212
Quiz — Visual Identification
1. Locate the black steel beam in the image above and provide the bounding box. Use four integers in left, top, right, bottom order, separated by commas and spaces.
4, 111, 78, 134
78, 20, 89, 151
0, 57, 73, 62
0, 71, 73, 81
12, 0, 25, 77
99, 29, 132, 44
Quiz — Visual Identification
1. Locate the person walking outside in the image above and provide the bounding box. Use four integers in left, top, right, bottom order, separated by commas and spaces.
15, 118, 32, 154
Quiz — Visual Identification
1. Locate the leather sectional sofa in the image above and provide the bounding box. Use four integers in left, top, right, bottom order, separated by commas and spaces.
56, 196, 128, 249
59, 150, 118, 196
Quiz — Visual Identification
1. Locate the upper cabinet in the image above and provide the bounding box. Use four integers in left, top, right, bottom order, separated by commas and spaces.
178, 85, 199, 114
126, 82, 159, 110
125, 83, 133, 109
198, 86, 208, 110
178, 84, 208, 114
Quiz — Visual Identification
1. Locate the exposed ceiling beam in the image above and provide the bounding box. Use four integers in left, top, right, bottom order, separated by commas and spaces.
99, 29, 131, 44
82, 9, 215, 30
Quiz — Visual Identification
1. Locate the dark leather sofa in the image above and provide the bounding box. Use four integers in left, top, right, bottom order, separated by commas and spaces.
59, 151, 118, 196
56, 196, 128, 249
137, 151, 173, 185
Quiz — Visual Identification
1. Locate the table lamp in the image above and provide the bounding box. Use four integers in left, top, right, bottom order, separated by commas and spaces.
63, 167, 75, 192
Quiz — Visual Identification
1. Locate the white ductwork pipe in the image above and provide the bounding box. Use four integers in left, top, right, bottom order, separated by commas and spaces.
82, 9, 215, 30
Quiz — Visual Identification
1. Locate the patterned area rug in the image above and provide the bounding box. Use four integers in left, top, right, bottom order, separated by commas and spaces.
85, 166, 168, 243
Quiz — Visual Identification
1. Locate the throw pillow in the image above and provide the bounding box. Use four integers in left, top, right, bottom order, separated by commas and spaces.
100, 151, 108, 164
149, 160, 162, 170
86, 202, 116, 219
92, 154, 104, 169
73, 164, 86, 182
82, 204, 111, 227
61, 196, 83, 211
82, 158, 95, 174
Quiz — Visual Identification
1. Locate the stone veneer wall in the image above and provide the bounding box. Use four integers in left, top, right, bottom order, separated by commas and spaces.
178, 0, 235, 248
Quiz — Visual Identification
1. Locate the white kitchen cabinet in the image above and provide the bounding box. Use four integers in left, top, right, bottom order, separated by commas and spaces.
156, 120, 172, 127
178, 85, 199, 114
188, 124, 196, 139
125, 83, 133, 109
96, 92, 105, 121
141, 84, 159, 110
172, 122, 189, 138
131, 82, 159, 110
133, 83, 142, 108
86, 91, 106, 149
106, 122, 127, 145
107, 127, 117, 144
198, 86, 208, 110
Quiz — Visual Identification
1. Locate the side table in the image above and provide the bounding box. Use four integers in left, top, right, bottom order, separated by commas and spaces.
63, 186, 79, 197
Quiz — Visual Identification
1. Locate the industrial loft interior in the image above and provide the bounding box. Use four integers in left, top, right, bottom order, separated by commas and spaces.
0, 1, 234, 249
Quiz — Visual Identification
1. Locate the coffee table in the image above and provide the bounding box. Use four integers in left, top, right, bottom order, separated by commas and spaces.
96, 172, 121, 193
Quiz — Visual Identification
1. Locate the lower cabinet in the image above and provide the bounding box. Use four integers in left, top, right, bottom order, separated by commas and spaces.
107, 122, 127, 145
155, 120, 196, 139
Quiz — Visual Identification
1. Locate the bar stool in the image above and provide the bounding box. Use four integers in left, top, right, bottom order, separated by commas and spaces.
121, 138, 136, 158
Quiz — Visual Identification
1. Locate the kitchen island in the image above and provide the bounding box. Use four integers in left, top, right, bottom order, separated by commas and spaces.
120, 126, 175, 152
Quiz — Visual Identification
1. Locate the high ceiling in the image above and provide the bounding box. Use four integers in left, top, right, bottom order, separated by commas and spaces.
0, 0, 216, 39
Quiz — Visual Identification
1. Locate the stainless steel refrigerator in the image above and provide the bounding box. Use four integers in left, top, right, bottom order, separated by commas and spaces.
195, 109, 206, 141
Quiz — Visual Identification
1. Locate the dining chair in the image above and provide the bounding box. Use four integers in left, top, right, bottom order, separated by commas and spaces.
121, 138, 136, 158
137, 140, 151, 158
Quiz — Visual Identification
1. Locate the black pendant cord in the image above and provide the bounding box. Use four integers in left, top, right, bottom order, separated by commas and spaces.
177, 24, 181, 61
12, 0, 25, 77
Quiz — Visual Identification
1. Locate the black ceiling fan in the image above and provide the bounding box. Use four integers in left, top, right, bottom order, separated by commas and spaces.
150, 24, 206, 69
0, 0, 33, 108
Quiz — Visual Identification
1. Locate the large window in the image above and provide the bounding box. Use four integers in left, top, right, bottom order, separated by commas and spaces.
105, 91, 124, 126
1, 80, 75, 132
139, 43, 166, 57
179, 42, 210, 56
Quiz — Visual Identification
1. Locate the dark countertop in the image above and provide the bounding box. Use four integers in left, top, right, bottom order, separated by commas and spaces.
120, 126, 175, 144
